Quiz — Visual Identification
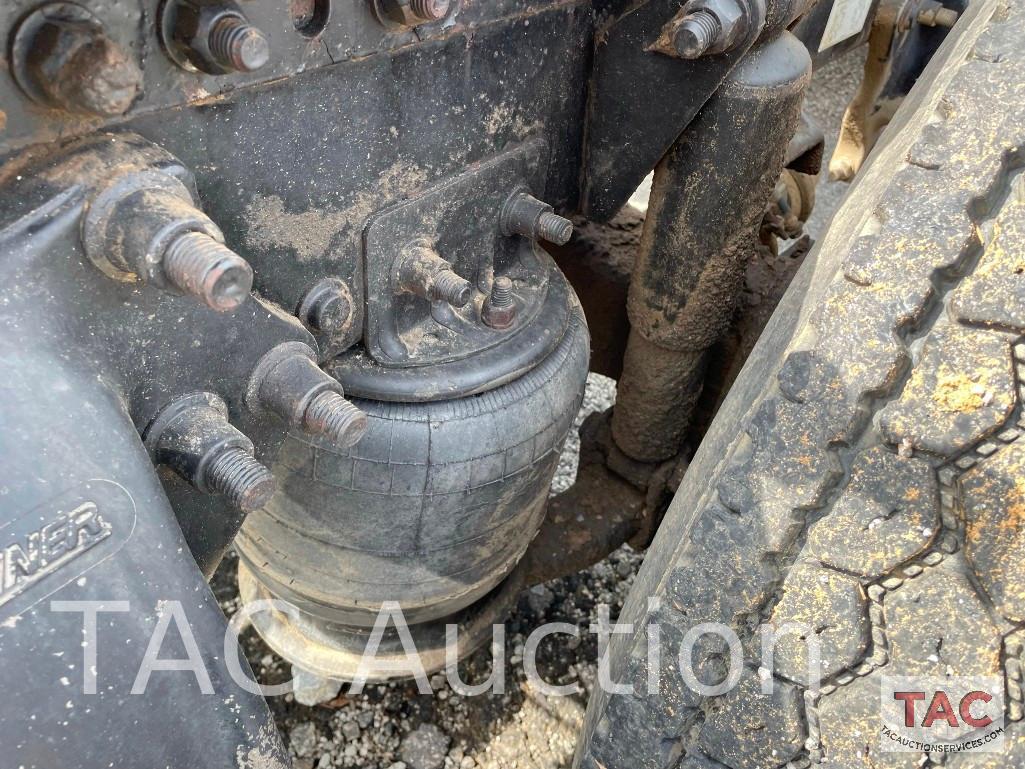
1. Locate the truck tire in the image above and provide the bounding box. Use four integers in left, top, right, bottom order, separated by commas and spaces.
577, 1, 1025, 767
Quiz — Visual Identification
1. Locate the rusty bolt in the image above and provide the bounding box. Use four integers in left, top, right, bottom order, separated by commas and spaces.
537, 212, 575, 245
82, 172, 255, 312
164, 231, 254, 312
431, 269, 472, 306
917, 0, 959, 27
204, 447, 277, 513
657, 0, 751, 59
409, 0, 451, 21
250, 345, 369, 449
145, 393, 276, 514
208, 16, 270, 72
671, 10, 721, 58
160, 1, 270, 74
373, 0, 452, 27
482, 276, 517, 330
303, 391, 369, 448
13, 4, 142, 117
300, 279, 354, 334
501, 192, 574, 245
396, 241, 473, 308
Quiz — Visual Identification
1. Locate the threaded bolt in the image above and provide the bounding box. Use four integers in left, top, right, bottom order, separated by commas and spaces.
431, 269, 472, 307
673, 10, 721, 59
205, 446, 277, 513
409, 0, 451, 21
163, 231, 254, 312
209, 16, 269, 73
917, 1, 959, 26
482, 276, 517, 329
537, 212, 574, 245
396, 242, 472, 307
501, 192, 574, 244
490, 276, 513, 306
303, 391, 369, 448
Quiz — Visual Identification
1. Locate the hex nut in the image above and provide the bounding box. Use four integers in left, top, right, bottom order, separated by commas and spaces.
143, 392, 276, 513
81, 168, 254, 311
248, 343, 368, 448
656, 0, 756, 58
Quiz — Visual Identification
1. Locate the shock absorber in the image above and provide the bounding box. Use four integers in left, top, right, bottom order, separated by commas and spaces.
611, 31, 812, 463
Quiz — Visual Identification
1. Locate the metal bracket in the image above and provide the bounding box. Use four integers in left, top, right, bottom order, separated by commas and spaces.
361, 140, 551, 367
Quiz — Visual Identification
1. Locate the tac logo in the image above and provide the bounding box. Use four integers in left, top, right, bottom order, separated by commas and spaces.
880, 676, 1005, 754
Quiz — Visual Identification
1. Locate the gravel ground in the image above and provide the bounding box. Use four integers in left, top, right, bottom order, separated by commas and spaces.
211, 45, 866, 769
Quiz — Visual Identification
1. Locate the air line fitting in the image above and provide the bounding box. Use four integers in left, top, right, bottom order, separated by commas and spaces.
144, 393, 276, 514
81, 170, 254, 312
248, 343, 368, 449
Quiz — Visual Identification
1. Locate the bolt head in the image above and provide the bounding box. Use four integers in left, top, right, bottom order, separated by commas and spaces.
13, 5, 142, 116
300, 279, 354, 335
310, 291, 352, 333
53, 34, 142, 115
